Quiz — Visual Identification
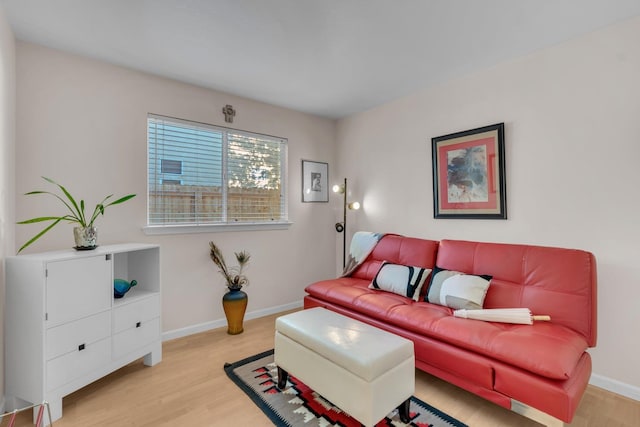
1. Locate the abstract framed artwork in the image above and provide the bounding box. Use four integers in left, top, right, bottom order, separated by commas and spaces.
431, 123, 506, 219
301, 160, 329, 202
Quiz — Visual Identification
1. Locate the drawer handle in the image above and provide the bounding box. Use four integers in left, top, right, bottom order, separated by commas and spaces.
78, 343, 85, 351
136, 322, 141, 328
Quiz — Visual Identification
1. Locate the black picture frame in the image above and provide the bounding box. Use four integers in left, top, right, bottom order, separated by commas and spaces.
301, 160, 329, 202
432, 123, 506, 219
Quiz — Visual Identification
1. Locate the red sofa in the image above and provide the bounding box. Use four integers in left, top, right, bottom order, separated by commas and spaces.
304, 235, 597, 425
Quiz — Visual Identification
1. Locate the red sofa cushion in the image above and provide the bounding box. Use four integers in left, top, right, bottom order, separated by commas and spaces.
436, 240, 597, 346
305, 278, 587, 379
351, 235, 439, 281
388, 303, 588, 379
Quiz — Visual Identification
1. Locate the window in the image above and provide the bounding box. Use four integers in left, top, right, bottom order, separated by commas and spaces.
147, 114, 288, 228
161, 159, 182, 175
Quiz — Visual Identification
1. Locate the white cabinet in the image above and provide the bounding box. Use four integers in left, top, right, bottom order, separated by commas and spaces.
5, 243, 162, 423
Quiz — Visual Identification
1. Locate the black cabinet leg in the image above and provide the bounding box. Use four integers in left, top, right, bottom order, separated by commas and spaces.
398, 398, 411, 423
277, 367, 288, 389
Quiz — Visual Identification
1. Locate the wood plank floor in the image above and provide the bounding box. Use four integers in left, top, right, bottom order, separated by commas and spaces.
3, 309, 639, 426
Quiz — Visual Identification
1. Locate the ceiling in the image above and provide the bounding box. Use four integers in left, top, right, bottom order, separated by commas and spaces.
4, 0, 640, 119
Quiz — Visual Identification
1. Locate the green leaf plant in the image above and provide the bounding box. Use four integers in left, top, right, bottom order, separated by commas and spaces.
17, 176, 136, 253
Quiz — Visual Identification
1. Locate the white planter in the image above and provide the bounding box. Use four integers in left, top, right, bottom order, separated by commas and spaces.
73, 226, 98, 249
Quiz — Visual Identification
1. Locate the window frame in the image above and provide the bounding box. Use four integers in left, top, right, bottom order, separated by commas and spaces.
144, 114, 291, 235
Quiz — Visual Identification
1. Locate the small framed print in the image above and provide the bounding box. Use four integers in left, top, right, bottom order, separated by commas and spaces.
432, 123, 506, 219
302, 160, 329, 202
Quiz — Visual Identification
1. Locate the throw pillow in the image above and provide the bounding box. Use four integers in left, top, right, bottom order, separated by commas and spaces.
369, 262, 431, 301
425, 267, 492, 309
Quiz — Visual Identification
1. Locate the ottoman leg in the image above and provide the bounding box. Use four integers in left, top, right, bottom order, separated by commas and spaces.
277, 367, 289, 390
398, 398, 411, 423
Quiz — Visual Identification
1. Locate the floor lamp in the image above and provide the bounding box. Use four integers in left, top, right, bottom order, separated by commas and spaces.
333, 178, 360, 268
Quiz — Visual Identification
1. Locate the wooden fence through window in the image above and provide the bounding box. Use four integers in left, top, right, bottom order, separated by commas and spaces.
149, 184, 282, 223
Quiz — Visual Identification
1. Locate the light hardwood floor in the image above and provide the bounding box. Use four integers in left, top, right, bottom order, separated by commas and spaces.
3, 310, 639, 426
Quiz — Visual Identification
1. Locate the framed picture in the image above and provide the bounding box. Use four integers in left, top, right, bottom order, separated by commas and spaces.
302, 160, 329, 202
431, 123, 506, 219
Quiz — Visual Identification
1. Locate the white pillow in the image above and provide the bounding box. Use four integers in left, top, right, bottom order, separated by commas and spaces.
369, 262, 431, 301
426, 268, 491, 309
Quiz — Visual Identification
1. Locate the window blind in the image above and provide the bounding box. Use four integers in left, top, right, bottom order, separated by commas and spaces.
147, 114, 287, 226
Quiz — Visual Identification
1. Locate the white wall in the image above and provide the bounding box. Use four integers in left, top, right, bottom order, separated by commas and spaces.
336, 17, 640, 398
0, 4, 16, 412
14, 42, 337, 335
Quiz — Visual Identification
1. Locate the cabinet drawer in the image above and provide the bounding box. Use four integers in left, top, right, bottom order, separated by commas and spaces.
113, 294, 160, 334
46, 311, 111, 360
112, 317, 160, 360
47, 337, 111, 391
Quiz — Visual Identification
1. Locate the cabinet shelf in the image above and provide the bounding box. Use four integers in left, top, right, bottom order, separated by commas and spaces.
113, 288, 159, 306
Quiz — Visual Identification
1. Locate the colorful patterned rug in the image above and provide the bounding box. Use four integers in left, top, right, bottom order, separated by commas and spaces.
224, 349, 467, 427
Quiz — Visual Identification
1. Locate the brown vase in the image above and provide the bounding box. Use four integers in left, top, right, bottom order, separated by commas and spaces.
222, 287, 248, 335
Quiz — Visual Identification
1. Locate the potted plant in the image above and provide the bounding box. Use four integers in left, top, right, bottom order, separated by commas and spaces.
209, 241, 251, 334
17, 176, 136, 253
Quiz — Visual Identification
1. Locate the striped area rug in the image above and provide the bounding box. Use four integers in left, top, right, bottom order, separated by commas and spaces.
224, 349, 467, 427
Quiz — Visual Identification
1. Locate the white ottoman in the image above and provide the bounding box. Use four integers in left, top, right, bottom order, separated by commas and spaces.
274, 307, 415, 427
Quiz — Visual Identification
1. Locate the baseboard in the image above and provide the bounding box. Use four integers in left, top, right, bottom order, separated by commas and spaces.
590, 373, 640, 401
162, 300, 303, 342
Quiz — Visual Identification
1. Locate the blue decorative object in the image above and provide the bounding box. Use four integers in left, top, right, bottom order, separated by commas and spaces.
114, 279, 137, 298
